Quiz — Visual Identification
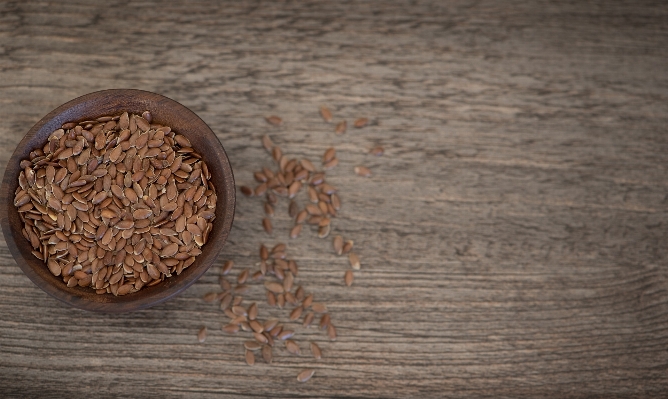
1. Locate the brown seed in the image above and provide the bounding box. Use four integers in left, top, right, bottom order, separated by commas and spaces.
262, 218, 272, 234
197, 326, 207, 343
289, 306, 303, 321
265, 115, 282, 126
310, 342, 322, 359
248, 302, 258, 320
335, 120, 347, 135
302, 294, 314, 309
348, 252, 361, 270
240, 186, 253, 196
244, 341, 262, 351
254, 332, 268, 344
369, 145, 384, 156
271, 146, 282, 162
266, 290, 276, 306
323, 157, 339, 170
238, 269, 249, 284
261, 135, 273, 152
264, 202, 274, 216
354, 166, 372, 177
317, 224, 330, 239
319, 314, 331, 330
203, 292, 218, 303
262, 345, 273, 364
319, 106, 333, 122
297, 369, 314, 383
333, 235, 343, 255
354, 117, 369, 128
285, 339, 300, 355
249, 320, 263, 333
342, 240, 354, 254
289, 224, 302, 239
344, 270, 354, 286
223, 324, 240, 334
288, 181, 301, 198
133, 208, 152, 220
327, 324, 337, 340
303, 312, 314, 327
245, 349, 255, 366
301, 159, 316, 172
161, 243, 179, 258
312, 303, 327, 313
322, 147, 336, 164
232, 305, 247, 316
264, 281, 284, 294
222, 260, 234, 275
259, 244, 269, 260
264, 319, 279, 332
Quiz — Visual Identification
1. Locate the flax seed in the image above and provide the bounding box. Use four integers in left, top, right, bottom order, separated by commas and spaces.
310, 342, 322, 359
335, 120, 347, 135
354, 166, 372, 177
245, 349, 255, 366
297, 369, 314, 382
265, 116, 282, 126
344, 270, 354, 286
319, 106, 333, 122
285, 339, 300, 355
354, 117, 369, 128
197, 326, 207, 343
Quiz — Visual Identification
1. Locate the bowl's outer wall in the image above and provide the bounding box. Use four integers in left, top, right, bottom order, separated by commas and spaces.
0, 89, 235, 313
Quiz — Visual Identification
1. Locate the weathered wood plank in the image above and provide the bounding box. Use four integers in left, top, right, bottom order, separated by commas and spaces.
0, 0, 667, 398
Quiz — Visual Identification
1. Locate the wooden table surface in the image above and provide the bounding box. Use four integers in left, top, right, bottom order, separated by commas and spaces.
1, 1, 667, 398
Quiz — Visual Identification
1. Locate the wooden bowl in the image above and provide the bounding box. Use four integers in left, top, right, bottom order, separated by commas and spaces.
0, 89, 235, 313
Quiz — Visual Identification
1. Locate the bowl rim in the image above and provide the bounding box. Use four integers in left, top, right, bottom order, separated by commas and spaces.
0, 89, 235, 313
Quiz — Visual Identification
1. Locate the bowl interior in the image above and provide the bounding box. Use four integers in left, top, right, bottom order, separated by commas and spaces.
0, 89, 235, 313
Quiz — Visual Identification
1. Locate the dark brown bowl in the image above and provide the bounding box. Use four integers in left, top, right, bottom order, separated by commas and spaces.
0, 89, 235, 313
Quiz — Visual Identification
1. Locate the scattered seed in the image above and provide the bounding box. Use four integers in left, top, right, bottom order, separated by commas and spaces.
348, 252, 361, 270
289, 306, 303, 321
333, 236, 343, 255
319, 106, 333, 122
261, 135, 274, 152
262, 345, 273, 363
297, 369, 315, 383
285, 339, 300, 355
344, 270, 354, 286
327, 324, 337, 340
354, 117, 369, 128
342, 240, 354, 254
240, 186, 253, 196
264, 281, 284, 294
262, 218, 273, 234
244, 341, 262, 351
197, 326, 207, 343
369, 145, 384, 156
222, 260, 234, 275
354, 166, 372, 177
319, 314, 331, 330
312, 303, 327, 313
322, 147, 336, 164
223, 323, 239, 334
265, 115, 282, 126
310, 342, 322, 359
290, 224, 302, 239
245, 349, 255, 366
303, 312, 314, 327
335, 120, 347, 135
203, 292, 218, 303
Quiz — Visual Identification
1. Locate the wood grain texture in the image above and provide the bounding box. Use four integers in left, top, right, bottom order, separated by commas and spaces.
0, 0, 667, 398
